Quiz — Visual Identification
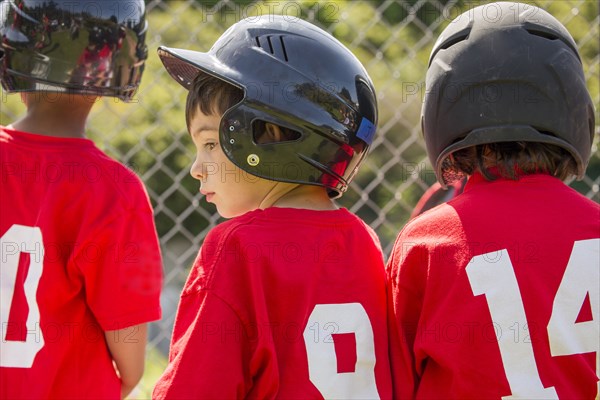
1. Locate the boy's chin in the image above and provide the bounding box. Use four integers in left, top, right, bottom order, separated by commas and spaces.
217, 206, 248, 220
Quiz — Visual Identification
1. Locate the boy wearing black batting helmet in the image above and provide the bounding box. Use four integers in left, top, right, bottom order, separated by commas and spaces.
0, 1, 162, 398
154, 14, 392, 399
387, 2, 598, 398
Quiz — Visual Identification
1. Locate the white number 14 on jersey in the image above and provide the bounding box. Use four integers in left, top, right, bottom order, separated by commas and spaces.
467, 239, 599, 399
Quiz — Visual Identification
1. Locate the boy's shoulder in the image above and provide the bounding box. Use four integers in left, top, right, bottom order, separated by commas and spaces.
399, 173, 600, 243
195, 207, 383, 290
70, 143, 152, 216
1, 126, 151, 211
204, 207, 379, 250
401, 201, 461, 243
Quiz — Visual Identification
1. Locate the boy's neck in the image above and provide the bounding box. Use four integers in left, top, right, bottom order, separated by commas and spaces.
11, 93, 97, 139
262, 183, 338, 211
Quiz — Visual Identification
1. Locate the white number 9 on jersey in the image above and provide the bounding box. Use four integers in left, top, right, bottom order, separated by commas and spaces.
303, 303, 380, 399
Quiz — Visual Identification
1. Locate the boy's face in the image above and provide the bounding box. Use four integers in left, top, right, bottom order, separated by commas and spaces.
188, 109, 278, 218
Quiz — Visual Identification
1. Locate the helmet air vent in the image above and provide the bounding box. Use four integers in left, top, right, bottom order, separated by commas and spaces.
438, 33, 469, 51
428, 28, 470, 67
524, 25, 580, 60
525, 28, 560, 41
254, 35, 289, 62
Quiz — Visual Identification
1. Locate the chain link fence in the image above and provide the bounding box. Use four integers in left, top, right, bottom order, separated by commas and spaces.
1, 0, 598, 397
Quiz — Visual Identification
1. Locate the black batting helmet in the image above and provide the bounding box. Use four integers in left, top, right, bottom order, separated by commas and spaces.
422, 1, 595, 186
158, 14, 378, 198
0, 0, 148, 101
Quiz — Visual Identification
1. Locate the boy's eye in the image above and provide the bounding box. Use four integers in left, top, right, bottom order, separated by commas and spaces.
205, 142, 218, 151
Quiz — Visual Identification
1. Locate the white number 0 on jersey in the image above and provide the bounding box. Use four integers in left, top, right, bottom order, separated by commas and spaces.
466, 239, 599, 399
1, 224, 45, 368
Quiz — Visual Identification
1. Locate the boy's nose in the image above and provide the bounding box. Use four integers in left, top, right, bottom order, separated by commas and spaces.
190, 159, 203, 180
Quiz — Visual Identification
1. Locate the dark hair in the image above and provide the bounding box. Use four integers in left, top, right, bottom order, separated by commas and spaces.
446, 142, 578, 182
185, 73, 243, 129
186, 73, 299, 143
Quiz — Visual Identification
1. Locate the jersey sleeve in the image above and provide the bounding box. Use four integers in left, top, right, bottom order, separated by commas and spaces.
154, 220, 280, 399
152, 289, 254, 399
74, 204, 163, 331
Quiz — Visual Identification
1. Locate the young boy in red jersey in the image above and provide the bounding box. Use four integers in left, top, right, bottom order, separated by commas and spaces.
0, 1, 162, 398
153, 14, 392, 399
387, 2, 599, 398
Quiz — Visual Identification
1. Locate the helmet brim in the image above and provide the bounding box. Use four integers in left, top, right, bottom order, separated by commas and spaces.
157, 46, 242, 91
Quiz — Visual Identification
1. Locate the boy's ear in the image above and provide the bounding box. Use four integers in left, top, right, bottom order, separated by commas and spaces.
256, 122, 283, 144
265, 123, 283, 142
253, 121, 300, 144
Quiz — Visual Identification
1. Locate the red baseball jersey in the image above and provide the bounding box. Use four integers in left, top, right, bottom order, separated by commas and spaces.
0, 127, 163, 399
409, 178, 466, 219
387, 172, 600, 399
153, 207, 392, 399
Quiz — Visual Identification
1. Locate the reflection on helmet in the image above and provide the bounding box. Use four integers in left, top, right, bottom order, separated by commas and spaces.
422, 1, 595, 186
0, 0, 148, 101
158, 15, 378, 198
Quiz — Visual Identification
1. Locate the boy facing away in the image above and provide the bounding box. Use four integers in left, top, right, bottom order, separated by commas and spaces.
387, 2, 599, 398
0, 1, 162, 398
153, 14, 392, 399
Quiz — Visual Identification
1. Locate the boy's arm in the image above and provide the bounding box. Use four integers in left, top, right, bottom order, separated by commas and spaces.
105, 324, 148, 399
